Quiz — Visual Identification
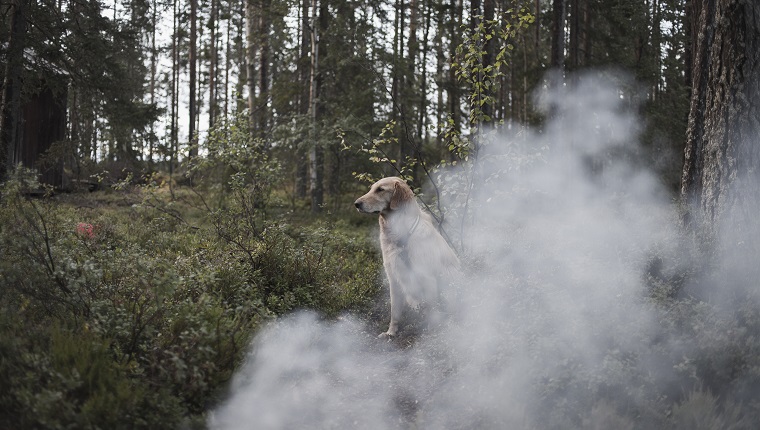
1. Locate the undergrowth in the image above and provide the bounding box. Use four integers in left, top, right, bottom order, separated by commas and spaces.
0, 169, 381, 428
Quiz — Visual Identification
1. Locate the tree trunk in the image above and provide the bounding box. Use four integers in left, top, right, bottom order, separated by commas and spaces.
258, 0, 270, 138
209, 0, 218, 128
149, 0, 157, 165
481, 0, 494, 122
188, 0, 198, 157
434, 0, 445, 151
391, 0, 402, 169
223, 4, 232, 119
246, 0, 258, 128
568, 0, 580, 70
680, 0, 760, 231
401, 0, 418, 172
551, 0, 566, 70
447, 0, 463, 134
0, 0, 27, 181
308, 0, 323, 212
418, 0, 431, 149
295, 0, 310, 199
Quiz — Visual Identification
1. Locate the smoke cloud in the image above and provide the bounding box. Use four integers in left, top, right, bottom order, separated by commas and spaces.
209, 72, 759, 429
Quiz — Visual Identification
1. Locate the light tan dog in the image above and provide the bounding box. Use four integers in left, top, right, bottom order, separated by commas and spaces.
354, 177, 460, 338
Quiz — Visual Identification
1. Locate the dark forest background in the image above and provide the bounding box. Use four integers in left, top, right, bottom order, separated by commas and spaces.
1, 0, 690, 197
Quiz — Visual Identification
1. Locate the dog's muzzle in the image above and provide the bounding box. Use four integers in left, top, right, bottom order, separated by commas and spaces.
354, 200, 381, 214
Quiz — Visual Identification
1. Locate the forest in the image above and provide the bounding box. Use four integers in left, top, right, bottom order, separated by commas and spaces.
2, 0, 760, 428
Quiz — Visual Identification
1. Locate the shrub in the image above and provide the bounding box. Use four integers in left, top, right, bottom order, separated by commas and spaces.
0, 168, 382, 427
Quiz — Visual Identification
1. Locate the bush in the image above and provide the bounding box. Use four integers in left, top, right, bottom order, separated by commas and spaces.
0, 169, 381, 428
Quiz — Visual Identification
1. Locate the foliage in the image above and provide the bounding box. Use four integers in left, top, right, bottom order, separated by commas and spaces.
0, 166, 381, 428
347, 7, 537, 255
454, 9, 535, 129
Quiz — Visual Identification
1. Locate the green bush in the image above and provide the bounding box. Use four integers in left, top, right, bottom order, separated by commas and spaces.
0, 169, 381, 428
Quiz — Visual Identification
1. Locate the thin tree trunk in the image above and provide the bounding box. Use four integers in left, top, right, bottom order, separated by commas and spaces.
235, 0, 247, 113
246, 0, 258, 128
568, 0, 579, 70
224, 4, 232, 119
434, 0, 445, 151
391, 0, 402, 169
189, 0, 198, 157
257, 0, 270, 138
170, 0, 179, 175
481, 0, 494, 122
403, 0, 418, 172
295, 0, 310, 199
209, 0, 218, 128
418, 0, 431, 149
309, 0, 323, 212
551, 0, 566, 70
448, 0, 463, 134
470, 0, 480, 30
149, 0, 157, 166
0, 0, 27, 181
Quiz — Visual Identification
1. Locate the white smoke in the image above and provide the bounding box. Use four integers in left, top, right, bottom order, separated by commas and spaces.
209, 72, 756, 429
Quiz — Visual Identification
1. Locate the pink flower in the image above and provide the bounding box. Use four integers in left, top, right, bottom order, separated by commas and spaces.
76, 222, 94, 238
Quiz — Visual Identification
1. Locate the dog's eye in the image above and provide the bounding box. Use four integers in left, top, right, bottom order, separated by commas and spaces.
376, 187, 384, 192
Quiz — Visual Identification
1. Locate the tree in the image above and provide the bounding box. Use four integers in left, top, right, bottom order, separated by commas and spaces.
680, 0, 760, 231
294, 0, 311, 199
246, 0, 259, 129
550, 0, 566, 70
308, 0, 324, 212
189, 0, 199, 158
208, 0, 219, 129
0, 0, 27, 182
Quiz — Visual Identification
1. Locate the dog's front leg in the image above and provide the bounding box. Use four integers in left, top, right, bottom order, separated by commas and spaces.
380, 277, 404, 338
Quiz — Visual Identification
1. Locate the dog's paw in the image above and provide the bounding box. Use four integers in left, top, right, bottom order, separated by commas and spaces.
378, 331, 396, 340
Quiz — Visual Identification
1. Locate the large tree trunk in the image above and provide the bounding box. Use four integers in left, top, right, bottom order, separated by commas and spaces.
680, 0, 760, 231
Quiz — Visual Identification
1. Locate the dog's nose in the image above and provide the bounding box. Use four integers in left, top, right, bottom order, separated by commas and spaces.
354, 200, 362, 209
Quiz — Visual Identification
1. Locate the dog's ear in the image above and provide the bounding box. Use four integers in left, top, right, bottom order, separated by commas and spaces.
390, 180, 413, 210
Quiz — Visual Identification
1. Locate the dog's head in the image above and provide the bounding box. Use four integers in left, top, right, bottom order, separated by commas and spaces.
354, 177, 414, 214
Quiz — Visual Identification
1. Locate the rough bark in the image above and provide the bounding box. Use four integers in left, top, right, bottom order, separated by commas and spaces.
680, 0, 760, 231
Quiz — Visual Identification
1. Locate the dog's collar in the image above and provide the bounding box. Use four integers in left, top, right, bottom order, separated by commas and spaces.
408, 214, 421, 237
400, 214, 421, 249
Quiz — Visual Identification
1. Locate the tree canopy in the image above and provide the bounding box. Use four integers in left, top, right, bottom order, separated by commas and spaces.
1, 0, 691, 198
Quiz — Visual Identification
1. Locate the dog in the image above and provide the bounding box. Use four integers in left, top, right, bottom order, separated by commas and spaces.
354, 177, 460, 338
